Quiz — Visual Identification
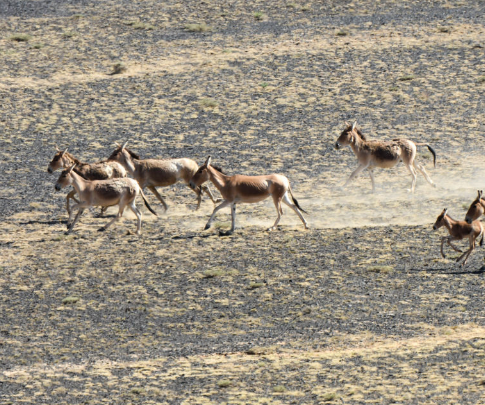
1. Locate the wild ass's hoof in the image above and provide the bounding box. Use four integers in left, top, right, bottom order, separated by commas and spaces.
98, 226, 106, 232
64, 230, 72, 235
219, 230, 234, 236
204, 223, 211, 231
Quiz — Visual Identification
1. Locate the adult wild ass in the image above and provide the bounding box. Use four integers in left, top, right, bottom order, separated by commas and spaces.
465, 190, 485, 224
55, 164, 157, 235
335, 122, 436, 192
189, 156, 308, 235
108, 142, 219, 211
433, 208, 483, 266
48, 146, 127, 214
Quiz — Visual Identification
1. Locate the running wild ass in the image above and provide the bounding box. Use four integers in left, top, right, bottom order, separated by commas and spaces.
432, 208, 483, 266
108, 142, 219, 211
335, 122, 436, 192
55, 164, 157, 235
465, 190, 485, 224
48, 146, 127, 214
189, 156, 308, 235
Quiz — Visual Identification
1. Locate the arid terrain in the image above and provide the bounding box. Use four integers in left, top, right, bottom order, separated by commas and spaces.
1, 0, 485, 403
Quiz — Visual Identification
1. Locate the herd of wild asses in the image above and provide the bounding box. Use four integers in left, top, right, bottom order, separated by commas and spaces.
47, 121, 485, 266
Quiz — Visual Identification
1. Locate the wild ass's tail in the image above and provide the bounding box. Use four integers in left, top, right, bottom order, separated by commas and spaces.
288, 185, 308, 214
415, 143, 437, 168
140, 188, 158, 216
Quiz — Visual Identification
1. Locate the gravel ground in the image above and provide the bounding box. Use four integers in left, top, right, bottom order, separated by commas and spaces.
1, 0, 485, 403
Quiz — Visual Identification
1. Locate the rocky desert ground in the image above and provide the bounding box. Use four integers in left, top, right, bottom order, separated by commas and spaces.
1, 0, 485, 403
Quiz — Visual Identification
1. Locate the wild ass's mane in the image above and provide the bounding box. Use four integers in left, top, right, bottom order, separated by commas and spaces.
210, 165, 224, 174
108, 146, 140, 161
354, 127, 367, 141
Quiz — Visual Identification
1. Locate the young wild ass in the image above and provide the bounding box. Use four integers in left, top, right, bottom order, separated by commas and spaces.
335, 122, 436, 193
48, 146, 127, 214
189, 156, 308, 235
55, 164, 157, 235
107, 142, 219, 211
465, 190, 485, 224
432, 208, 483, 266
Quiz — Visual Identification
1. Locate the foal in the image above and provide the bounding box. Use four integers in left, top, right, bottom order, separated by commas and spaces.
335, 122, 436, 192
189, 156, 308, 235
48, 146, 127, 214
55, 164, 157, 235
432, 208, 483, 266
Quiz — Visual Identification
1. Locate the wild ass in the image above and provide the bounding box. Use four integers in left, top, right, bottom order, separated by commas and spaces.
432, 208, 483, 266
465, 190, 485, 224
55, 164, 157, 235
335, 122, 436, 192
107, 142, 219, 211
189, 156, 308, 235
48, 146, 127, 214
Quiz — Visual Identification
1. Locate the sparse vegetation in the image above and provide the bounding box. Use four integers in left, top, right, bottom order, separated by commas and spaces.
399, 74, 415, 81
217, 379, 232, 388
184, 23, 212, 32
336, 30, 349, 36
198, 98, 218, 108
203, 268, 224, 278
62, 31, 77, 38
62, 296, 80, 305
9, 33, 31, 42
253, 12, 264, 20
125, 21, 155, 30
367, 265, 394, 274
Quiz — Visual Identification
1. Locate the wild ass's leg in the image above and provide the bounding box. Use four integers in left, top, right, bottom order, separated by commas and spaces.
446, 237, 463, 253
147, 186, 168, 212
268, 195, 283, 231
440, 237, 448, 258
282, 192, 308, 229
100, 204, 125, 232
201, 185, 222, 205
456, 237, 475, 266
404, 163, 418, 193
414, 161, 435, 187
220, 204, 237, 236
66, 206, 85, 234
66, 190, 79, 215
343, 163, 370, 190
204, 200, 231, 230
128, 201, 143, 235
368, 168, 376, 193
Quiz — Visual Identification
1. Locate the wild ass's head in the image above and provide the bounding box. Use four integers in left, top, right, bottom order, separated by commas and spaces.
48, 146, 69, 173
108, 141, 140, 173
189, 156, 224, 191
433, 208, 448, 231
335, 121, 365, 150
55, 164, 76, 191
189, 156, 212, 190
465, 190, 484, 224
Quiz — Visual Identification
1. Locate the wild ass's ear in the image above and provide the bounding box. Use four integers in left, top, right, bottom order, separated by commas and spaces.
351, 121, 357, 131
68, 163, 76, 173
205, 156, 212, 167
115, 142, 121, 148
478, 190, 483, 200
61, 147, 68, 157
344, 121, 350, 127
55, 144, 60, 151
443, 208, 448, 217
121, 140, 129, 150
